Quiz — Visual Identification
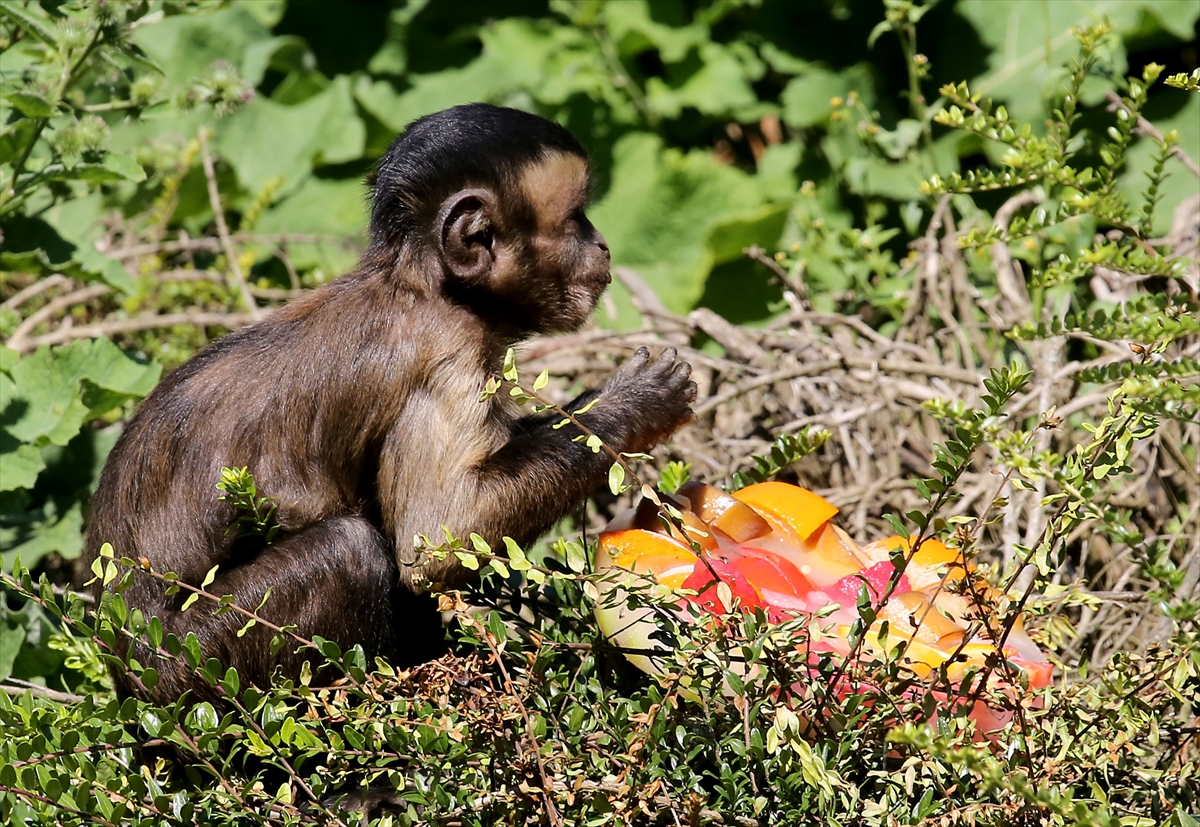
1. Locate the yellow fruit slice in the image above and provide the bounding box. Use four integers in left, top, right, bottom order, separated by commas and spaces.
733, 482, 839, 543
597, 529, 698, 574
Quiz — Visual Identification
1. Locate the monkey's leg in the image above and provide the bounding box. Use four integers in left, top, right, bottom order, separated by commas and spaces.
128, 516, 445, 703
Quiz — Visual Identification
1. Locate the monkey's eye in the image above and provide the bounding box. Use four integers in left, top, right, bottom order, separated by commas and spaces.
566, 209, 587, 234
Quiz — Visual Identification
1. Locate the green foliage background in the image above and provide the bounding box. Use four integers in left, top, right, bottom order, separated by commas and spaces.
1, 1, 1198, 825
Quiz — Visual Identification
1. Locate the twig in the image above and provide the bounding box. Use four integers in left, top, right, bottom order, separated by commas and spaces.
197, 128, 261, 322
1, 274, 72, 310
991, 190, 1044, 325
107, 232, 359, 261
6, 283, 112, 349
745, 244, 809, 310
13, 311, 260, 351
1, 680, 84, 704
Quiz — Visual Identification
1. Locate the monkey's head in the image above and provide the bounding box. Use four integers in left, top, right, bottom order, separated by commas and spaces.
370, 104, 611, 336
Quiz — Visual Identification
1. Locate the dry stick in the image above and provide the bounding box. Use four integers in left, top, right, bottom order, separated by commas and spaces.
197, 128, 261, 322
990, 190, 1044, 327
15, 311, 259, 351
1, 274, 72, 311
695, 355, 982, 417
778, 311, 932, 359
1, 681, 83, 704
5, 283, 112, 349
745, 244, 810, 310
108, 232, 357, 261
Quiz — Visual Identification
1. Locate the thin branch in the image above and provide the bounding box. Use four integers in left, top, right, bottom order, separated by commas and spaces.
1, 680, 84, 704
12, 311, 259, 352
6, 282, 112, 349
197, 127, 261, 321
1, 274, 72, 310
107, 232, 360, 261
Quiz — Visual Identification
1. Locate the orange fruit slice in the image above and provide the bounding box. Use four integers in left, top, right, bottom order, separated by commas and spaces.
597, 529, 698, 587
733, 482, 839, 542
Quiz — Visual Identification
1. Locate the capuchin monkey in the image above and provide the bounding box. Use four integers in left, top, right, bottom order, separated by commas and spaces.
83, 104, 696, 704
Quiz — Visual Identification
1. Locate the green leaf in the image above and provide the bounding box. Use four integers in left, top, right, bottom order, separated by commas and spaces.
590, 133, 785, 321
454, 551, 480, 570
645, 41, 761, 121
201, 565, 219, 589
0, 119, 38, 165
252, 176, 366, 274
781, 64, 875, 128
0, 3, 58, 45
957, 0, 1200, 124
216, 75, 365, 195
502, 348, 518, 382
73, 247, 135, 294
563, 541, 587, 574
1, 503, 83, 569
608, 463, 626, 495
0, 441, 45, 492
101, 152, 146, 183
0, 614, 27, 681
503, 537, 530, 571
4, 91, 55, 118
132, 4, 271, 89
0, 338, 160, 448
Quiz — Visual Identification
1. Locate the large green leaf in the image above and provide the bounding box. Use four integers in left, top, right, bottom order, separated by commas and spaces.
1, 339, 160, 449
216, 75, 365, 195
367, 0, 432, 76
0, 502, 83, 569
601, 0, 704, 63
253, 176, 367, 276
781, 63, 876, 128
646, 41, 765, 121
356, 18, 561, 132
131, 4, 272, 87
958, 0, 1200, 124
589, 133, 785, 316
0, 439, 44, 493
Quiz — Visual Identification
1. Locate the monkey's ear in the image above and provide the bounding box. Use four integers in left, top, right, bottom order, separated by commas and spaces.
438, 188, 497, 281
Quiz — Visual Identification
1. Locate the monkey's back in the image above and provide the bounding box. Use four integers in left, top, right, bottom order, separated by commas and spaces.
82, 271, 429, 596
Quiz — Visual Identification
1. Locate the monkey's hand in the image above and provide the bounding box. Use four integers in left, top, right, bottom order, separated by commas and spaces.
586, 346, 696, 454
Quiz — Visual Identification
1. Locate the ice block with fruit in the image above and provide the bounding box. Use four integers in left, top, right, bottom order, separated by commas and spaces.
593, 481, 1051, 733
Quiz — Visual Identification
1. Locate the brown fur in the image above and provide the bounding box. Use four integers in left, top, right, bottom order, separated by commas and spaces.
84, 129, 695, 704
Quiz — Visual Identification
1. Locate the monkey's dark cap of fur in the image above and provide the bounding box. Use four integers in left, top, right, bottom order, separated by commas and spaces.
369, 103, 588, 246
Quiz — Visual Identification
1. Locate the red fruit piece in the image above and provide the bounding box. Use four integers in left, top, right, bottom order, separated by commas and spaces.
681, 559, 765, 615
730, 546, 815, 611
831, 561, 911, 605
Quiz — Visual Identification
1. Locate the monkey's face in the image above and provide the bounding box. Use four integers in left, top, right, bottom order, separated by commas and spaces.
512, 153, 611, 334
437, 153, 610, 336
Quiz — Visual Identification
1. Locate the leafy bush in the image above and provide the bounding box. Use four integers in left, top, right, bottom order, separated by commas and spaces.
2, 1, 1198, 825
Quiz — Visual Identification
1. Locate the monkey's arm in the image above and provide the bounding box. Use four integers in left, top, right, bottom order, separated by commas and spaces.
385, 348, 694, 586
